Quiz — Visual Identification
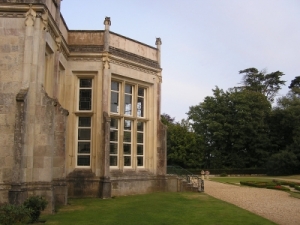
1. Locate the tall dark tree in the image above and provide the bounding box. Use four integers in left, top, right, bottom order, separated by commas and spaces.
161, 114, 204, 168
238, 68, 286, 102
188, 87, 271, 169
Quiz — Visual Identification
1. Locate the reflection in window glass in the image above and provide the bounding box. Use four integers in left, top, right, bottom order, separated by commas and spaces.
109, 81, 147, 169
111, 81, 120, 113
137, 121, 144, 167
79, 79, 92, 110
77, 117, 91, 166
124, 84, 133, 115
110, 118, 119, 166
137, 88, 145, 117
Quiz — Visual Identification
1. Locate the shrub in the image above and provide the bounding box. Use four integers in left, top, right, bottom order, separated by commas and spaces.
220, 172, 227, 177
240, 181, 277, 188
294, 186, 300, 191
266, 185, 290, 191
0, 204, 32, 225
23, 196, 48, 223
266, 151, 299, 175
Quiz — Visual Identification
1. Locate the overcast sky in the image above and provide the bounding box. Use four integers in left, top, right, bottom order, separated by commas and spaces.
61, 0, 300, 121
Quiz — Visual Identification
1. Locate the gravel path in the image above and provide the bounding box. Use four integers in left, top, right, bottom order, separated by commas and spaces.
204, 180, 300, 225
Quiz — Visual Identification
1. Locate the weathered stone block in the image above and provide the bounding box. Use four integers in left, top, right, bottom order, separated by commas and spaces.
33, 157, 44, 168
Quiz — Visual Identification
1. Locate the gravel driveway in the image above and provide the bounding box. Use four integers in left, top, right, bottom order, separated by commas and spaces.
204, 180, 300, 225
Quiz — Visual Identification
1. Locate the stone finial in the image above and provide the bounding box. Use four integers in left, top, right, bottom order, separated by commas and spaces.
155, 37, 162, 46
104, 17, 111, 30
25, 4, 36, 27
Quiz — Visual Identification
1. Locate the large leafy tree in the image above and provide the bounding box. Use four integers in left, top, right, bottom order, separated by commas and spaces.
238, 68, 286, 102
161, 114, 204, 168
266, 78, 300, 175
187, 87, 271, 169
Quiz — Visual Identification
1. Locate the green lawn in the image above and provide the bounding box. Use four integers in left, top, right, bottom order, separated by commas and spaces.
42, 192, 276, 225
210, 177, 273, 184
210, 175, 300, 184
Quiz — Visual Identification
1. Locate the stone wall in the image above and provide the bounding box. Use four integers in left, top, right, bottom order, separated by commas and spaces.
0, 16, 24, 203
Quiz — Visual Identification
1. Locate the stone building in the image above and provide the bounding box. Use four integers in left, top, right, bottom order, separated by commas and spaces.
0, 0, 166, 212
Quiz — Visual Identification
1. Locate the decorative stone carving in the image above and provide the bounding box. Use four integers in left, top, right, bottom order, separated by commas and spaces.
155, 37, 162, 46
56, 36, 62, 51
102, 53, 110, 69
24, 4, 36, 27
41, 9, 49, 31
104, 17, 111, 26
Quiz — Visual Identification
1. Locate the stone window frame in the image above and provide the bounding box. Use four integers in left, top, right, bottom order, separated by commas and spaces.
44, 43, 54, 95
110, 77, 148, 170
73, 72, 97, 168
76, 116, 92, 167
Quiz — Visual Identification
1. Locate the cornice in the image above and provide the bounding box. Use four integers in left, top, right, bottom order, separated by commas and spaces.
0, 2, 162, 76
110, 55, 161, 76
68, 45, 104, 53
109, 46, 160, 69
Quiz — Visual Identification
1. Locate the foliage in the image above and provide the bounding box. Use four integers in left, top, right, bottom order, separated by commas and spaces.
272, 179, 300, 186
238, 67, 286, 102
161, 114, 204, 168
220, 172, 228, 177
189, 168, 267, 175
240, 181, 274, 188
240, 181, 290, 191
163, 68, 300, 174
266, 150, 300, 176
266, 185, 290, 191
0, 204, 32, 225
294, 186, 300, 191
187, 87, 271, 169
42, 193, 277, 225
23, 196, 48, 223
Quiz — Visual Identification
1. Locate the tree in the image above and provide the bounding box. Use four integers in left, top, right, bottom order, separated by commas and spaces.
238, 68, 286, 102
161, 114, 204, 168
187, 87, 271, 169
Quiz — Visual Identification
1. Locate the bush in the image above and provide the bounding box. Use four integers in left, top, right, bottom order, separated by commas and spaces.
220, 172, 227, 177
0, 204, 32, 225
294, 186, 300, 191
266, 151, 300, 175
266, 185, 290, 191
23, 196, 48, 223
240, 181, 276, 188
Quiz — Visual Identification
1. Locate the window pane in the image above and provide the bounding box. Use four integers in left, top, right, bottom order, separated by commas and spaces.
137, 97, 144, 117
111, 81, 119, 91
78, 142, 90, 153
137, 121, 144, 131
77, 155, 90, 166
124, 156, 131, 166
110, 130, 118, 141
125, 84, 132, 94
110, 143, 118, 154
137, 157, 143, 166
80, 79, 92, 88
124, 120, 131, 130
110, 118, 118, 129
123, 144, 131, 154
110, 156, 117, 166
79, 89, 92, 110
137, 145, 143, 155
124, 95, 132, 115
111, 92, 119, 113
137, 133, 143, 143
138, 87, 144, 97
124, 131, 131, 142
78, 129, 91, 140
79, 117, 91, 127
